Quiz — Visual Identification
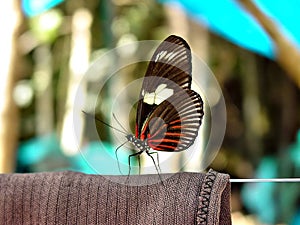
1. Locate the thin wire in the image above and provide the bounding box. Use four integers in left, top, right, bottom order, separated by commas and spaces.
230, 178, 300, 183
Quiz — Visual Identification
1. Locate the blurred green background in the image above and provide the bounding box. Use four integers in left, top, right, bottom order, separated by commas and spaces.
0, 0, 299, 224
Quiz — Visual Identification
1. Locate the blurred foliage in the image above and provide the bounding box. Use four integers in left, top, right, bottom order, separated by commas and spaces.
29, 9, 63, 44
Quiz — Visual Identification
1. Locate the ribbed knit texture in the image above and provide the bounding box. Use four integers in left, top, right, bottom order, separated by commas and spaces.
0, 170, 231, 224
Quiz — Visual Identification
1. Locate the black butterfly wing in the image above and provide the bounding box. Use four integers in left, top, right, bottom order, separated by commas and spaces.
140, 89, 204, 151
136, 35, 192, 139
142, 35, 192, 90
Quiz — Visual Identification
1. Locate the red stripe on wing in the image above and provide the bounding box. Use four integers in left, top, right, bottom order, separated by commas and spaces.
148, 138, 181, 144
164, 132, 184, 136
148, 143, 179, 151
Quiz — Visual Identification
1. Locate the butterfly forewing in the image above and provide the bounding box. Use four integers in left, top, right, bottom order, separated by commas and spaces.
143, 35, 192, 90
142, 89, 204, 152
136, 35, 193, 139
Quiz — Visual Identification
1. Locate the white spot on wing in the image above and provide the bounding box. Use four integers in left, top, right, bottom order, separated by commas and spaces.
144, 92, 155, 105
156, 83, 167, 92
143, 83, 174, 105
156, 87, 173, 104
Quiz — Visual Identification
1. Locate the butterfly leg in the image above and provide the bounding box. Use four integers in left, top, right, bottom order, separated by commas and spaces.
146, 151, 164, 185
147, 152, 161, 173
137, 154, 141, 174
126, 150, 143, 183
115, 141, 128, 175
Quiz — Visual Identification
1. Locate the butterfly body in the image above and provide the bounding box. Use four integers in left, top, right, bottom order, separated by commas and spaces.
126, 134, 151, 154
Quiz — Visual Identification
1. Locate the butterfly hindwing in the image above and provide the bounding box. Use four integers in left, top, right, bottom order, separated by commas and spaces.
136, 35, 193, 139
140, 89, 204, 152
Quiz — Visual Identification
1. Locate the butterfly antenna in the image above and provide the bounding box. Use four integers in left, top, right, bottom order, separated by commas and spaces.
82, 111, 127, 135
112, 113, 130, 134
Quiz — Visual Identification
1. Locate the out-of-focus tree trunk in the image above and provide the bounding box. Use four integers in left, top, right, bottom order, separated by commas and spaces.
0, 0, 22, 173
33, 45, 54, 135
60, 8, 92, 155
164, 3, 189, 40
238, 0, 300, 88
240, 52, 262, 162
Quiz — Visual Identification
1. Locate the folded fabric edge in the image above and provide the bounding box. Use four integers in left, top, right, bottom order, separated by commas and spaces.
196, 169, 231, 225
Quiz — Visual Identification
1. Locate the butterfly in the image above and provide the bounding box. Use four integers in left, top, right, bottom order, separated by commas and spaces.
86, 35, 204, 177
123, 35, 204, 173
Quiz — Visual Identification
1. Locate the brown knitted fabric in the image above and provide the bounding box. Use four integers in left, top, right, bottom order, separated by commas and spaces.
0, 169, 231, 224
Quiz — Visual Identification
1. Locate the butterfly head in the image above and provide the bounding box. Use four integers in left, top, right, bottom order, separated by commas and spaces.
126, 134, 135, 142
